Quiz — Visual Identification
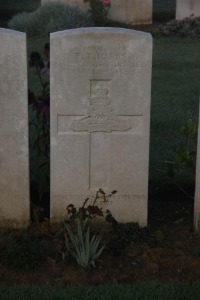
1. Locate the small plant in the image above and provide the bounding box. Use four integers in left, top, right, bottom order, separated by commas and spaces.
104, 208, 155, 254
84, 0, 111, 25
0, 233, 47, 270
159, 17, 200, 38
107, 221, 155, 255
8, 2, 93, 37
114, 222, 155, 245
64, 219, 105, 268
66, 188, 117, 229
159, 119, 197, 198
63, 188, 117, 268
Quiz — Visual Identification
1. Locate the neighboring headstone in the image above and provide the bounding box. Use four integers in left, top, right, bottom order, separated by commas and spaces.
0, 29, 29, 227
41, 0, 152, 25
107, 0, 152, 25
50, 28, 152, 226
176, 0, 200, 20
194, 102, 200, 232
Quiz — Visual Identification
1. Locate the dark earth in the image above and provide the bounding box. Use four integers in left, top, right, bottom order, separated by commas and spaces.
1, 187, 200, 286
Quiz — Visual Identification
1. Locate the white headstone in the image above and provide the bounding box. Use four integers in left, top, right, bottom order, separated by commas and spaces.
41, 0, 152, 25
107, 0, 152, 25
194, 102, 200, 232
0, 29, 29, 227
176, 0, 200, 20
50, 27, 152, 226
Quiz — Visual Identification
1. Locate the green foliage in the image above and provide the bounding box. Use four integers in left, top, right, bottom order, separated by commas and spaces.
160, 17, 200, 37
168, 119, 197, 173
159, 119, 197, 197
2, 282, 200, 299
64, 219, 105, 268
108, 222, 155, 255
0, 234, 46, 270
8, 2, 93, 37
114, 222, 155, 244
149, 38, 200, 190
84, 0, 110, 25
64, 189, 117, 268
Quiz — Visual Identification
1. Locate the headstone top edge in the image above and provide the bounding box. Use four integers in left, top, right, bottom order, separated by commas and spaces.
50, 27, 152, 39
0, 28, 26, 38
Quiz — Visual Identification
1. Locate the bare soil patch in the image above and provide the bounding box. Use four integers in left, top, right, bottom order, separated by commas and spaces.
1, 189, 200, 286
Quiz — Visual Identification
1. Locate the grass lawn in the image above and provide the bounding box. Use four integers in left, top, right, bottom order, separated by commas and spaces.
1, 282, 200, 299
150, 37, 200, 189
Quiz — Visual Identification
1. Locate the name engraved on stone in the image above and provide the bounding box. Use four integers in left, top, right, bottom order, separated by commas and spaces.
53, 45, 147, 75
71, 81, 131, 133
75, 51, 127, 60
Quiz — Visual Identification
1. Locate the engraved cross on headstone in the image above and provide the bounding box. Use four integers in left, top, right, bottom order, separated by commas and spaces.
57, 80, 143, 190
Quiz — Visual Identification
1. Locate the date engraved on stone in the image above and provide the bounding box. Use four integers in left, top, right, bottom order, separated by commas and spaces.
52, 194, 146, 205
71, 80, 131, 133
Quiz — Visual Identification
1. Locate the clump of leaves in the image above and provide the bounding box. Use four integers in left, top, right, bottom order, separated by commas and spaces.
106, 220, 155, 256
107, 220, 155, 255
0, 233, 47, 270
64, 219, 105, 268
114, 222, 155, 244
8, 2, 93, 37
63, 188, 117, 268
160, 17, 200, 38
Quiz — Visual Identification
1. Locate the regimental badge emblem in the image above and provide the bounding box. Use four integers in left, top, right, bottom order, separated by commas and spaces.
71, 80, 131, 133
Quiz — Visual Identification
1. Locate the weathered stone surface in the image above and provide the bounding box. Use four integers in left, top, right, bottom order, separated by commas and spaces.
107, 0, 152, 25
194, 102, 200, 232
0, 29, 29, 227
42, 0, 152, 25
50, 27, 152, 225
176, 0, 200, 20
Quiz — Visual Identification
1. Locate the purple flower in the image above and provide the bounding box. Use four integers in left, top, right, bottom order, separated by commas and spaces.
41, 62, 50, 77
36, 97, 50, 116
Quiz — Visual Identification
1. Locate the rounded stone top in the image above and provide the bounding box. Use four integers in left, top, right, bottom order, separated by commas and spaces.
50, 27, 152, 40
0, 28, 26, 38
